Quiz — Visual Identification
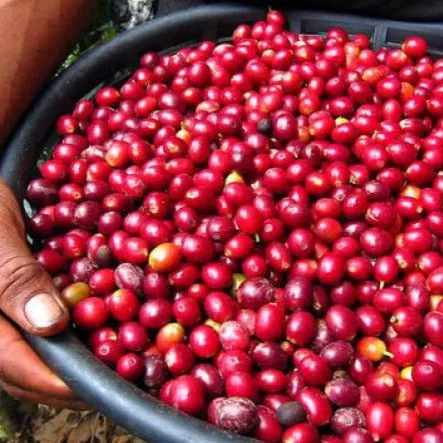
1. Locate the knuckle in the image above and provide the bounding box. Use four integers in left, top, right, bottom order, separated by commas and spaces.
0, 256, 44, 304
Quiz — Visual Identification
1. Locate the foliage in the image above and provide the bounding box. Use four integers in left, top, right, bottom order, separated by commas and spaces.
58, 0, 117, 73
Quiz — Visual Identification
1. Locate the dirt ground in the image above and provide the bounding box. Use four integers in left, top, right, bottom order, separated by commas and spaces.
8, 403, 146, 443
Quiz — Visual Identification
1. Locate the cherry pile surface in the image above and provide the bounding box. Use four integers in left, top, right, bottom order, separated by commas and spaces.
27, 10, 443, 443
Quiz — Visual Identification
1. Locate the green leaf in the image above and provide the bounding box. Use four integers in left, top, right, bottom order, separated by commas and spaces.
57, 0, 116, 73
0, 425, 6, 440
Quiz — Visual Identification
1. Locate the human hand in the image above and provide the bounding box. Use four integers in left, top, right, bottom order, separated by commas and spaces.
0, 179, 85, 409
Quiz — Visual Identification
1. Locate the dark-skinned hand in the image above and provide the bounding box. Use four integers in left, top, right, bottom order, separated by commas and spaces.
0, 179, 85, 409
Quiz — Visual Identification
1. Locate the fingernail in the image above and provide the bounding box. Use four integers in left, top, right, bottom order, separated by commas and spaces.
50, 373, 72, 391
24, 293, 66, 329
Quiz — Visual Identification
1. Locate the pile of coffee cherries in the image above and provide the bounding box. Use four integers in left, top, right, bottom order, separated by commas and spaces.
26, 9, 443, 443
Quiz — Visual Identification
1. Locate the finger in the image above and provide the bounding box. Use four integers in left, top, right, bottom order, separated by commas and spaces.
0, 180, 69, 335
0, 380, 88, 410
0, 314, 82, 406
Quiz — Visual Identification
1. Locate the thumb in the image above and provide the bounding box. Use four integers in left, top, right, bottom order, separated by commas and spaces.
0, 181, 69, 336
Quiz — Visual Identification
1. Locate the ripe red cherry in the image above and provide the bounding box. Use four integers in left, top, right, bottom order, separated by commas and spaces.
242, 254, 268, 278
255, 368, 287, 394
139, 299, 172, 329
56, 114, 78, 136
237, 278, 275, 310
317, 252, 345, 285
107, 289, 139, 322
388, 337, 418, 367
164, 343, 195, 375
201, 262, 232, 289
73, 297, 108, 330
297, 386, 332, 426
118, 322, 148, 352
366, 402, 394, 440
235, 204, 263, 234
373, 288, 403, 314
169, 263, 200, 289
373, 256, 399, 284
168, 375, 205, 415
116, 353, 144, 381
296, 355, 331, 387
88, 326, 117, 349
360, 227, 394, 257
216, 349, 253, 379
89, 269, 115, 295
172, 296, 202, 328
143, 271, 170, 299
342, 428, 373, 443
390, 306, 423, 337
415, 392, 443, 424
225, 371, 257, 399
395, 379, 417, 407
282, 423, 319, 443
190, 363, 224, 397
204, 291, 237, 323
286, 311, 317, 346
94, 340, 125, 366
120, 237, 149, 264
254, 406, 282, 443
181, 235, 214, 264
413, 428, 443, 443
402, 36, 428, 58
187, 62, 211, 87
424, 312, 443, 347
284, 277, 313, 311
255, 303, 285, 341
412, 360, 443, 391
287, 229, 315, 258
36, 249, 67, 274
420, 344, 443, 370
189, 324, 220, 358
325, 305, 358, 341
356, 305, 385, 336
320, 341, 354, 369
365, 371, 398, 402
225, 233, 255, 259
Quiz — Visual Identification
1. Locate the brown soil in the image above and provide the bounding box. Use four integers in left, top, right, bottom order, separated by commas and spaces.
11, 407, 147, 443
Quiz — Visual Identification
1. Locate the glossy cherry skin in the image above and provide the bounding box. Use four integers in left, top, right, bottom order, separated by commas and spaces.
366, 402, 394, 440
73, 297, 108, 330
297, 387, 333, 426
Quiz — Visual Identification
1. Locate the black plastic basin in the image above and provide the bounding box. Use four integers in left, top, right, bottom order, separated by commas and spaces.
1, 4, 442, 442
